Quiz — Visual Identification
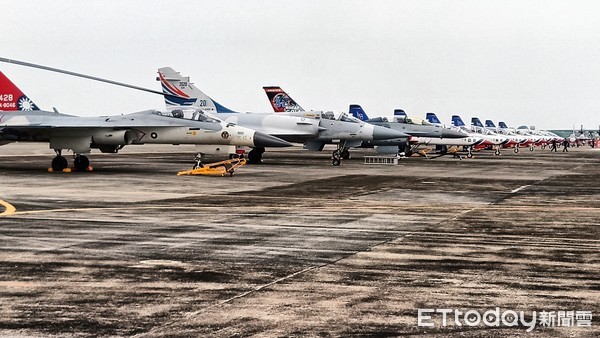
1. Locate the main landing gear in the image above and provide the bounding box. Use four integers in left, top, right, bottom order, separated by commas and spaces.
49, 150, 93, 172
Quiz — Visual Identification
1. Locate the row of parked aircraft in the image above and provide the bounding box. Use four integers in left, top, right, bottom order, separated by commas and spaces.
158, 67, 567, 161
0, 60, 572, 171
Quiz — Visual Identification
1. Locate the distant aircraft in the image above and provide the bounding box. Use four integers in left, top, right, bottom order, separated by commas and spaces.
347, 106, 481, 157
158, 69, 406, 166
484, 120, 536, 152
448, 115, 508, 156
0, 71, 291, 171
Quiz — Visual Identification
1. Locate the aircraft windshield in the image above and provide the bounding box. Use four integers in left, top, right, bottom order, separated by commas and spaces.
397, 115, 432, 125
191, 110, 221, 123
320, 111, 336, 120
320, 111, 359, 123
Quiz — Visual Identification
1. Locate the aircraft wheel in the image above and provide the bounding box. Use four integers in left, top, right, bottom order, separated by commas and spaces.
529, 146, 534, 151
466, 152, 473, 158
514, 147, 519, 153
247, 149, 262, 164
494, 149, 500, 155
74, 155, 90, 171
51, 156, 68, 172
332, 158, 341, 166
341, 149, 350, 160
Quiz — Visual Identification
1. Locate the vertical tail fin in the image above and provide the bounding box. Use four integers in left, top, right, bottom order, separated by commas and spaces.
262, 86, 304, 112
0, 71, 40, 111
485, 120, 496, 128
425, 112, 442, 125
156, 67, 235, 113
471, 117, 484, 128
451, 115, 465, 127
348, 104, 369, 121
498, 122, 508, 129
393, 109, 407, 122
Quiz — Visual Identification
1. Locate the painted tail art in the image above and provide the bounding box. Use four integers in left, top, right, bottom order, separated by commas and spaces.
0, 71, 39, 112
262, 86, 304, 113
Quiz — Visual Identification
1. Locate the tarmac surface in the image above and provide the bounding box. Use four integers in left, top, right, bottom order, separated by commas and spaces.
0, 143, 598, 337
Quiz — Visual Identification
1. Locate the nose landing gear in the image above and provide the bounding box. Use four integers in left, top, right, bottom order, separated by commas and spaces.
332, 143, 350, 166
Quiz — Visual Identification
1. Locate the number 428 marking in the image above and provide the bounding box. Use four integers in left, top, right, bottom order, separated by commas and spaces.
0, 94, 14, 102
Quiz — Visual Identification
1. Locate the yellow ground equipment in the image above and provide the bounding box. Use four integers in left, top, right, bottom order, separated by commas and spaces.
177, 157, 247, 177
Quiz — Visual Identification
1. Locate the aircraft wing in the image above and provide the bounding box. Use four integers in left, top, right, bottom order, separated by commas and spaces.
0, 110, 222, 130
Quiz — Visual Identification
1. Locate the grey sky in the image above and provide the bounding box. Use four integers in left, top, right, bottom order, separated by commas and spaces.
3, 0, 600, 129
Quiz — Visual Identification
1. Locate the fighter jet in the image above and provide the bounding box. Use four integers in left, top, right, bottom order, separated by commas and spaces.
158, 68, 405, 166
343, 104, 471, 156
264, 87, 428, 157
446, 115, 509, 156
0, 71, 291, 171
483, 120, 528, 152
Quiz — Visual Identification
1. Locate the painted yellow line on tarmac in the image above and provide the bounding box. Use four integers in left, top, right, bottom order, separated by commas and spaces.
0, 199, 16, 216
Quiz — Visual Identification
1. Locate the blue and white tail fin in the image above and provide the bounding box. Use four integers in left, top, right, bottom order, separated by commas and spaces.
157, 67, 235, 113
471, 117, 484, 128
0, 71, 40, 112
425, 112, 442, 125
498, 122, 509, 129
349, 104, 369, 121
451, 115, 466, 127
485, 120, 496, 128
263, 86, 304, 112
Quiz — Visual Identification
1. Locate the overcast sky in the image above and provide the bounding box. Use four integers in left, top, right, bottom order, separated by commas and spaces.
3, 0, 600, 129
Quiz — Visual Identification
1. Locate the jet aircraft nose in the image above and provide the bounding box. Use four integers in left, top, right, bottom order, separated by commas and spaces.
440, 128, 468, 139
253, 131, 294, 148
372, 125, 410, 140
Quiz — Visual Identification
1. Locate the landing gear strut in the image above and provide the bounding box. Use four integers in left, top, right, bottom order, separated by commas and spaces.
466, 146, 473, 158
332, 142, 349, 166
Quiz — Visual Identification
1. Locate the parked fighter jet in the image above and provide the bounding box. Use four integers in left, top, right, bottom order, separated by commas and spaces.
447, 115, 508, 156
0, 71, 291, 171
484, 120, 528, 152
158, 68, 405, 166
345, 105, 480, 157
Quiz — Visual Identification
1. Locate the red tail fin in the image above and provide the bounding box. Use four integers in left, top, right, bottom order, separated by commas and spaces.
0, 71, 39, 111
263, 86, 304, 112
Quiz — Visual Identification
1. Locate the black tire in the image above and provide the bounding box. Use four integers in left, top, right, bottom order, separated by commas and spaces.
514, 147, 519, 153
74, 155, 90, 171
247, 149, 262, 164
51, 156, 68, 172
494, 149, 500, 155
529, 146, 534, 151
332, 158, 341, 166
341, 149, 350, 159
466, 152, 473, 158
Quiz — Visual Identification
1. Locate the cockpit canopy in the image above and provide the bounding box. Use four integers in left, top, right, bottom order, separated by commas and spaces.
318, 111, 361, 123
394, 115, 432, 126
156, 108, 222, 123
